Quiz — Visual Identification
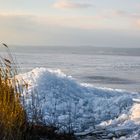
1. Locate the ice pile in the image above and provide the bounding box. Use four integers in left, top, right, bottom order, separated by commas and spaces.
17, 68, 140, 137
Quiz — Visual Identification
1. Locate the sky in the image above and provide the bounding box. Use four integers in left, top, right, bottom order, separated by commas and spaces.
0, 0, 140, 47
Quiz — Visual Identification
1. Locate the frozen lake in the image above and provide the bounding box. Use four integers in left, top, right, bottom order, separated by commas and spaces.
1, 46, 140, 92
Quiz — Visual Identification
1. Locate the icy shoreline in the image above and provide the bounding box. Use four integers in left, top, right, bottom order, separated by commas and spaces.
17, 67, 140, 139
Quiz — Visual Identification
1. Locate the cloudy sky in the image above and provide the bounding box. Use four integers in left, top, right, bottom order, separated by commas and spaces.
0, 0, 140, 47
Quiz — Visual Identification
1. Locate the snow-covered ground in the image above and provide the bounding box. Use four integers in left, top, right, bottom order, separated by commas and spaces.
17, 67, 140, 139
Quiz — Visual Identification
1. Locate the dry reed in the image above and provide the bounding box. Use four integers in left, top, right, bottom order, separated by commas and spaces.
0, 43, 27, 140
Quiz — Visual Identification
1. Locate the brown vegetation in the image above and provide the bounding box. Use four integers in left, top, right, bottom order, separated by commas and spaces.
0, 43, 76, 140
0, 44, 27, 139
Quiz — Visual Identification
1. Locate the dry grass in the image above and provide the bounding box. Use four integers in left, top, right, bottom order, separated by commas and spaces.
0, 43, 76, 140
0, 43, 27, 140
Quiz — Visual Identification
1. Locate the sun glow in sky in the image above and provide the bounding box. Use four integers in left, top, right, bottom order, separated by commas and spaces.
0, 0, 140, 47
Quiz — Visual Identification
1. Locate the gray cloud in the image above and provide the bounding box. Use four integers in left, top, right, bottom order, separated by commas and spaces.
0, 14, 51, 45
53, 0, 93, 9
0, 13, 140, 47
110, 10, 140, 19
